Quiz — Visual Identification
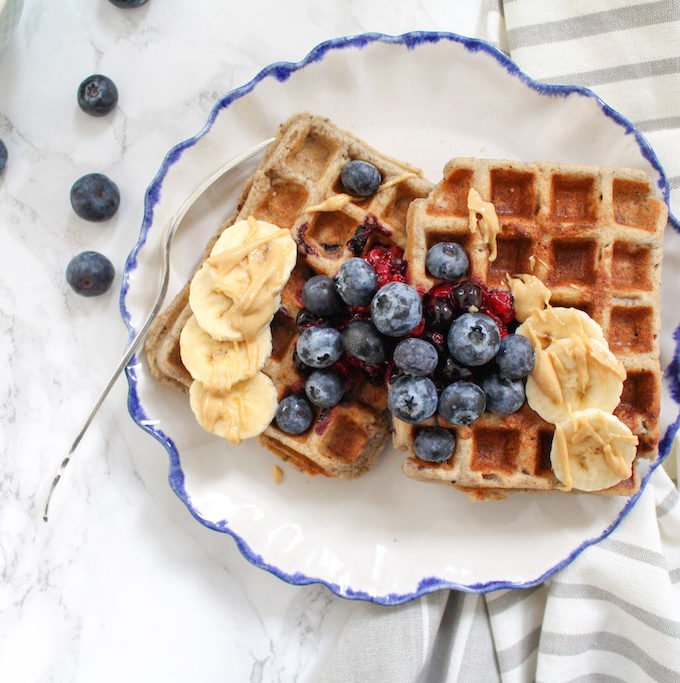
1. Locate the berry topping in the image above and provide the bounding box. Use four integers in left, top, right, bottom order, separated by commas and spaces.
387, 375, 438, 424
419, 330, 446, 357
301, 275, 344, 316
305, 370, 345, 408
0, 139, 7, 174
483, 289, 515, 323
340, 160, 382, 197
481, 373, 525, 415
70, 173, 120, 222
371, 282, 422, 337
275, 395, 313, 435
393, 338, 438, 377
438, 382, 486, 426
496, 334, 535, 379
425, 242, 469, 281
482, 310, 509, 339
363, 245, 408, 288
296, 309, 324, 332
423, 282, 456, 332
77, 75, 118, 117
341, 320, 387, 365
296, 326, 343, 368
293, 348, 314, 374
447, 312, 501, 366
65, 251, 115, 297
335, 257, 378, 306
452, 280, 483, 311
436, 355, 475, 385
347, 216, 391, 256
414, 427, 456, 463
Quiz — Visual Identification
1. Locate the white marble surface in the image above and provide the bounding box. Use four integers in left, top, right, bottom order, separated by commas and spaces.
0, 2, 489, 681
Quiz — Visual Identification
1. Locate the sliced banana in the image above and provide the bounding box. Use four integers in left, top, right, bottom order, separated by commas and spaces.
516, 307, 605, 348
180, 315, 272, 392
189, 372, 278, 444
551, 408, 638, 491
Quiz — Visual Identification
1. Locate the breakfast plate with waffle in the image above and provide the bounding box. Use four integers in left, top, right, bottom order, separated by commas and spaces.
121, 32, 680, 604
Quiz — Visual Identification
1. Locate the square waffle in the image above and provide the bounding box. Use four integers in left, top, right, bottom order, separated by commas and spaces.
397, 157, 666, 499
144, 112, 433, 479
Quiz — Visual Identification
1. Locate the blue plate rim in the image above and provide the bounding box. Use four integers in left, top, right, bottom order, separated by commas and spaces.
118, 30, 680, 606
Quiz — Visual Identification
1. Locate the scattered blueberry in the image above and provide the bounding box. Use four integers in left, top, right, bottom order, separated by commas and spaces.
77, 75, 118, 117
0, 140, 7, 174
335, 257, 378, 306
424, 294, 455, 332
371, 282, 422, 337
481, 373, 525, 414
296, 326, 343, 368
65, 251, 115, 297
302, 275, 344, 316
70, 173, 120, 222
340, 160, 381, 197
108, 0, 149, 7
453, 280, 483, 311
414, 427, 456, 463
393, 338, 438, 377
496, 334, 535, 379
426, 242, 469, 281
387, 375, 438, 424
305, 370, 344, 408
438, 382, 486, 425
447, 312, 501, 366
341, 320, 386, 364
436, 355, 475, 384
275, 394, 313, 434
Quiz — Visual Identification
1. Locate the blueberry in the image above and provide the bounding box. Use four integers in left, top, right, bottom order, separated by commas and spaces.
424, 295, 455, 332
393, 338, 438, 377
496, 334, 535, 379
65, 251, 115, 297
305, 370, 344, 408
0, 140, 7, 174
77, 75, 118, 117
426, 242, 469, 281
340, 160, 382, 197
341, 320, 386, 364
108, 0, 149, 7
335, 257, 378, 306
453, 280, 483, 311
296, 326, 343, 368
436, 355, 475, 384
481, 373, 525, 415
438, 382, 486, 425
275, 395, 313, 434
414, 427, 456, 463
387, 375, 438, 424
447, 313, 500, 367
371, 282, 422, 337
293, 349, 314, 374
302, 275, 344, 316
70, 173, 120, 222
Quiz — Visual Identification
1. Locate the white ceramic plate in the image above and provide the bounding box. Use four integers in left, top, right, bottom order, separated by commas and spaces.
121, 32, 680, 604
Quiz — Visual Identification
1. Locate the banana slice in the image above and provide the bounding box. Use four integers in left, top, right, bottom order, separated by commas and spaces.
516, 307, 605, 348
189, 372, 278, 444
180, 315, 272, 391
551, 408, 638, 491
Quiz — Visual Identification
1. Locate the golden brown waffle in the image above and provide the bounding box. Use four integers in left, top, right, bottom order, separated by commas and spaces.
398, 157, 667, 499
144, 112, 433, 479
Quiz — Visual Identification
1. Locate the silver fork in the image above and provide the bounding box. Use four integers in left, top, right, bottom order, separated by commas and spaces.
43, 137, 276, 522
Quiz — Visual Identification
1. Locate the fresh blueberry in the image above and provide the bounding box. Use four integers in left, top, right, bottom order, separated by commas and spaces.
393, 338, 438, 377
108, 0, 149, 7
302, 275, 344, 316
70, 173, 120, 222
414, 427, 456, 463
453, 280, 483, 311
496, 334, 535, 379
275, 395, 313, 434
335, 257, 378, 306
341, 320, 386, 364
371, 282, 422, 337
293, 349, 313, 374
438, 382, 486, 425
387, 375, 438, 424
481, 373, 525, 415
305, 370, 344, 408
65, 251, 115, 297
296, 326, 343, 368
447, 313, 501, 366
0, 140, 7, 174
426, 242, 469, 281
340, 160, 382, 197
77, 75, 118, 117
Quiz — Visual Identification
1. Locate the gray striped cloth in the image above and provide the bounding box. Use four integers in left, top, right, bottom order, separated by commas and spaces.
317, 3, 680, 681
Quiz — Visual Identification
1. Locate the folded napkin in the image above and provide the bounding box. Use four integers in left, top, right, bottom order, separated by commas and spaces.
318, 2, 680, 681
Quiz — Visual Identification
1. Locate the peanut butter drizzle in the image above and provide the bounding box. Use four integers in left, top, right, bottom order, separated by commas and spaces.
201, 390, 243, 444
553, 423, 573, 490
505, 273, 551, 322
379, 171, 418, 190
467, 188, 501, 262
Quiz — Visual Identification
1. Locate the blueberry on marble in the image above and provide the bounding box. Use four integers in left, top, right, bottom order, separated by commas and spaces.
77, 75, 118, 117
496, 334, 535, 379
438, 382, 486, 426
296, 326, 343, 368
425, 242, 469, 281
335, 257, 378, 306
387, 375, 438, 424
108, 0, 149, 7
305, 370, 344, 408
340, 160, 382, 197
0, 140, 7, 174
414, 427, 456, 463
341, 320, 386, 365
275, 395, 313, 435
70, 173, 120, 222
371, 282, 422, 337
447, 312, 500, 366
393, 338, 438, 377
481, 373, 525, 415
65, 251, 115, 297
302, 275, 344, 316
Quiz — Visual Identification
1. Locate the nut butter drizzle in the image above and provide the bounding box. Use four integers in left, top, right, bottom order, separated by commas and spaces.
467, 188, 501, 262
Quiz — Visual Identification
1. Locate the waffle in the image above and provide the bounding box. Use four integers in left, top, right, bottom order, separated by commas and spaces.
144, 112, 433, 479
397, 157, 666, 499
